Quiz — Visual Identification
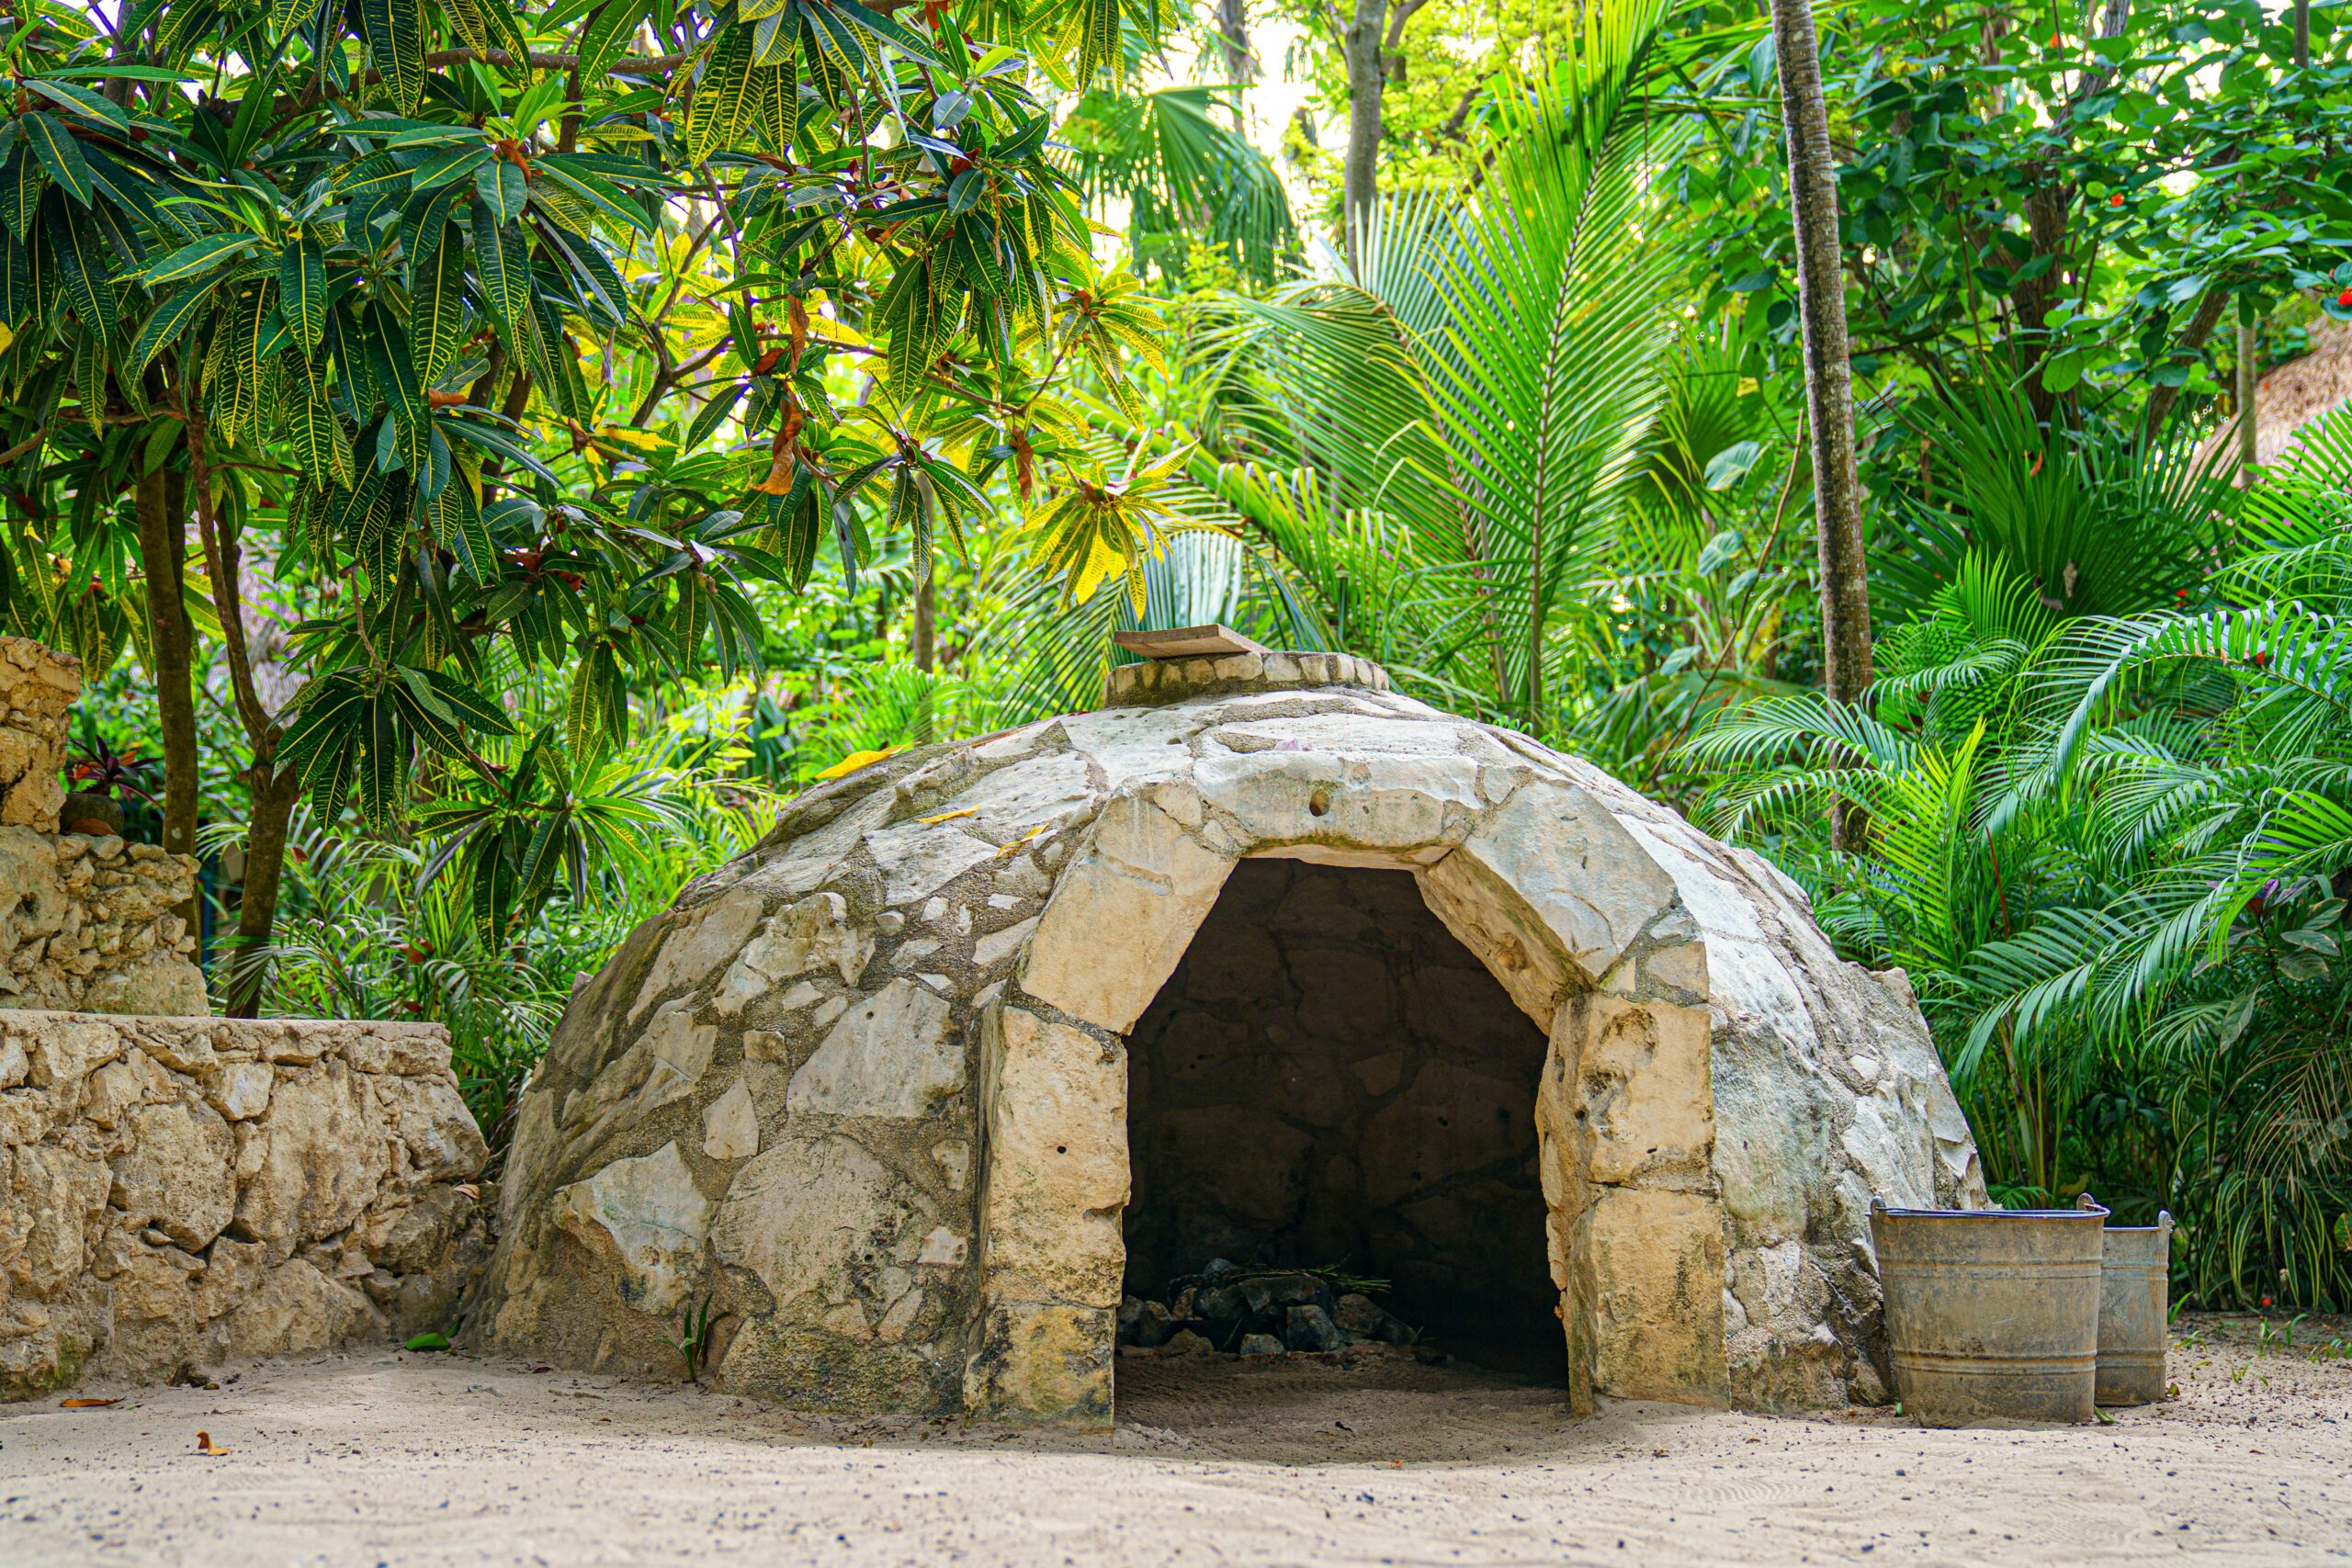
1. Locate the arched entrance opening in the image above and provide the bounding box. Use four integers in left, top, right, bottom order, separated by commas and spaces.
1120, 858, 1564, 1380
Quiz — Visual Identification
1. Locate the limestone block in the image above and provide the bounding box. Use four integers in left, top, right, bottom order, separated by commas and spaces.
973, 915, 1037, 971
198, 1242, 379, 1361
1019, 794, 1231, 1033
553, 1142, 713, 1315
1578, 1185, 1727, 1405
786, 977, 960, 1118
628, 886, 767, 1021
1190, 748, 1481, 859
1570, 995, 1714, 1187
24, 1013, 122, 1091
631, 1002, 718, 1117
965, 1301, 1113, 1426
1053, 706, 1202, 794
202, 1059, 273, 1122
1427, 780, 1677, 998
863, 818, 998, 905
702, 1077, 759, 1160
925, 748, 1099, 833
384, 1071, 490, 1183
710, 1133, 894, 1311
235, 1062, 391, 1260
977, 1007, 1127, 1308
714, 892, 873, 1015
109, 1100, 235, 1250
4, 1144, 110, 1294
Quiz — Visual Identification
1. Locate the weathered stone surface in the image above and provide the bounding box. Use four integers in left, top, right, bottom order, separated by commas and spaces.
978, 1007, 1127, 1307
787, 978, 960, 1118
710, 1134, 894, 1312
554, 1142, 713, 1315
0, 642, 206, 1017
0, 1011, 485, 1399
110, 1100, 236, 1250
715, 892, 872, 1015
1022, 795, 1230, 1033
702, 1077, 760, 1160
237, 1062, 391, 1259
473, 663, 1986, 1424
1577, 1185, 1726, 1404
629, 886, 767, 1021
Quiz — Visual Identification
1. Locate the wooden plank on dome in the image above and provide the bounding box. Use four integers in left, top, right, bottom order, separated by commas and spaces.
1111, 625, 1272, 660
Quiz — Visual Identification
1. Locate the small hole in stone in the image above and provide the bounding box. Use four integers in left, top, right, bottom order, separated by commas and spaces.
1056, 1145, 1068, 1155
1307, 787, 1331, 818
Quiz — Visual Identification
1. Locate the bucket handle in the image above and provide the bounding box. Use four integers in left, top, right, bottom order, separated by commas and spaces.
2075, 1192, 2111, 1219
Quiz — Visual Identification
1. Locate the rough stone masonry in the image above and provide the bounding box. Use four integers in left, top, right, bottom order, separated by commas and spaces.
0, 636, 207, 1016
0, 1011, 488, 1398
472, 650, 1988, 1423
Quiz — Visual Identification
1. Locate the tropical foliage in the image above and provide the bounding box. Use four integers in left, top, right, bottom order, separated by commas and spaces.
21, 0, 2352, 1308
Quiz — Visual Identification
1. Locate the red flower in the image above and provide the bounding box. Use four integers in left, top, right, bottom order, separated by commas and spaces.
2338, 288, 2352, 308
2261, 1297, 2274, 1307
2109, 193, 2125, 208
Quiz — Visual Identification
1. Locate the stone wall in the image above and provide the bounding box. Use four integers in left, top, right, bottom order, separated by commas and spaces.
0, 1010, 490, 1398
1125, 859, 1555, 1341
0, 636, 207, 1017
0, 635, 74, 829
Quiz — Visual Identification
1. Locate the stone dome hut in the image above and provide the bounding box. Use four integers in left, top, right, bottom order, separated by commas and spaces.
469, 649, 1985, 1422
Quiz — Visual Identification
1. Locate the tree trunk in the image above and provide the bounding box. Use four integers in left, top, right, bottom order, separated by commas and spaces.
2142, 288, 2230, 436
911, 565, 935, 741
224, 765, 300, 1019
1771, 0, 1873, 846
2236, 317, 2259, 485
132, 451, 199, 931
185, 406, 288, 1018
1342, 0, 1385, 274
1216, 0, 1254, 129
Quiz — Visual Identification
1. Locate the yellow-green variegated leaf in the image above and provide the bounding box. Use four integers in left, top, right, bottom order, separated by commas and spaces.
410, 221, 465, 383
576, 0, 650, 84
277, 234, 324, 352
290, 374, 353, 486
752, 64, 799, 150
359, 0, 426, 114
685, 24, 757, 164
470, 199, 530, 334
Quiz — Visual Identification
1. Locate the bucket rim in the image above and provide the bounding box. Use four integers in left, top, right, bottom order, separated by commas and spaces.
1871, 1200, 2109, 1221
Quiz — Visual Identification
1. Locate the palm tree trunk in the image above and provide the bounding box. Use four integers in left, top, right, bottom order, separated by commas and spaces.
1342, 0, 1385, 273
1771, 0, 1873, 844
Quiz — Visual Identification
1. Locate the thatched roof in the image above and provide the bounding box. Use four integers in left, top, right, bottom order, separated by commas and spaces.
2196, 318, 2352, 472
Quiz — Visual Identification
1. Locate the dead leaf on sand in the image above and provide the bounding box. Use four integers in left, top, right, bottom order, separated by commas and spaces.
59, 1398, 119, 1409
194, 1431, 231, 1456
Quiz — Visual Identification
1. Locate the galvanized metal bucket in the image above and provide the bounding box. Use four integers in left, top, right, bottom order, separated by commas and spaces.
1870, 1198, 2107, 1427
2086, 1198, 2173, 1406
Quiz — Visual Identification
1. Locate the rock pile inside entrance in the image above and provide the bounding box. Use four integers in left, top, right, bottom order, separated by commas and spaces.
1117, 1261, 1417, 1356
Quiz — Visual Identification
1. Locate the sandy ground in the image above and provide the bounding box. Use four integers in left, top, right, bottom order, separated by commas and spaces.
1, 1314, 2346, 1567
